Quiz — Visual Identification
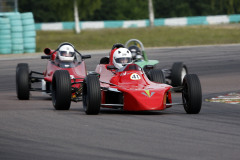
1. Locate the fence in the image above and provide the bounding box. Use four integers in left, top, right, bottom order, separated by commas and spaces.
35, 14, 240, 31
1, 13, 240, 54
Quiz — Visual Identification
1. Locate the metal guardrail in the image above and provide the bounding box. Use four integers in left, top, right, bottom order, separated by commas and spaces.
35, 14, 240, 31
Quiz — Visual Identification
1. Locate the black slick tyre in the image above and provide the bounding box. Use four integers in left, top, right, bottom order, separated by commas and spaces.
82, 74, 101, 115
182, 74, 202, 114
171, 62, 188, 87
16, 63, 30, 100
147, 69, 166, 83
52, 70, 71, 110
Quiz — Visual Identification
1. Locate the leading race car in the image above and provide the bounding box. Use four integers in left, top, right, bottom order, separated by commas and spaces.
82, 45, 202, 115
125, 39, 188, 87
16, 42, 91, 110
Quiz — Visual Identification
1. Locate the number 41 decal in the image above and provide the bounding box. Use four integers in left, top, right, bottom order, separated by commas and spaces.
130, 73, 141, 80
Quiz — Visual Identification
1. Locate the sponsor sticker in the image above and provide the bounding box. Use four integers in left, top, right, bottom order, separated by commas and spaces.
120, 72, 127, 76
70, 75, 75, 79
141, 90, 155, 98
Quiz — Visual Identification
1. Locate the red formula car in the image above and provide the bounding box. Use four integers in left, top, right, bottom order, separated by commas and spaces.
82, 44, 202, 115
16, 42, 91, 110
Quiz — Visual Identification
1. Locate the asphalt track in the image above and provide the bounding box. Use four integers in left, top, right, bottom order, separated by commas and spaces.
0, 44, 240, 160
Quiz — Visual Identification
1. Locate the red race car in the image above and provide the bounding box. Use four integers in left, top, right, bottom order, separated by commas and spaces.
16, 42, 91, 110
82, 44, 202, 115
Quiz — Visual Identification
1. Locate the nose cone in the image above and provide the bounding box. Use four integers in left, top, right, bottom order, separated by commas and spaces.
121, 86, 171, 111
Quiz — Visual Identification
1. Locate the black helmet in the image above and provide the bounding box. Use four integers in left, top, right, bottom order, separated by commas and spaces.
128, 45, 141, 60
112, 43, 125, 50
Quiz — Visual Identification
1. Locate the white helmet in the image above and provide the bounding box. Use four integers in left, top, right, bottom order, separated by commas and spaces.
58, 45, 75, 62
113, 48, 132, 69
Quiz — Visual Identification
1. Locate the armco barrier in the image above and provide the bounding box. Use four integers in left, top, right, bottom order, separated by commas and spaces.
35, 14, 240, 31
229, 14, 240, 22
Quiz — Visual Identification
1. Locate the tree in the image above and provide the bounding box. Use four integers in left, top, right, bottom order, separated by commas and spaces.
74, 0, 80, 33
19, 0, 101, 22
18, 0, 240, 22
90, 0, 148, 20
148, 0, 155, 27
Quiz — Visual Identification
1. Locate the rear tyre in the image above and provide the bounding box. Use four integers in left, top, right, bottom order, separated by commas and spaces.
52, 70, 71, 110
16, 63, 30, 100
147, 69, 166, 83
182, 74, 202, 114
82, 74, 101, 115
171, 62, 188, 87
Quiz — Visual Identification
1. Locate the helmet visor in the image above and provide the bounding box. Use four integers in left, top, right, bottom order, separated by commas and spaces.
129, 48, 136, 53
115, 57, 132, 64
60, 51, 75, 57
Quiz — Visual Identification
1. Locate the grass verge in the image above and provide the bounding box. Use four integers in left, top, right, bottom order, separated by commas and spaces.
36, 24, 240, 52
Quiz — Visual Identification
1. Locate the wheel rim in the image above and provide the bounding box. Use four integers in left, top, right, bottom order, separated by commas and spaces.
82, 82, 88, 111
83, 94, 88, 111
52, 88, 56, 106
181, 67, 187, 84
182, 81, 189, 108
52, 79, 56, 106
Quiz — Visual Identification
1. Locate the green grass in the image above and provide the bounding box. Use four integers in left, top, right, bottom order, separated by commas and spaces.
36, 25, 240, 52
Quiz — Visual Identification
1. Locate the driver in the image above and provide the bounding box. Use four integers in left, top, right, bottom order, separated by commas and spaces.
57, 44, 75, 62
128, 45, 142, 60
112, 48, 132, 69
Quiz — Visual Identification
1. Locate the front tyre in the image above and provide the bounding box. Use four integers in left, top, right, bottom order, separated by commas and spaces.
182, 74, 202, 114
147, 69, 166, 83
16, 63, 30, 100
52, 70, 71, 110
171, 62, 188, 87
82, 74, 101, 115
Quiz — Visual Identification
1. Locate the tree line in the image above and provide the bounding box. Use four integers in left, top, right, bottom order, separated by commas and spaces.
17, 0, 240, 22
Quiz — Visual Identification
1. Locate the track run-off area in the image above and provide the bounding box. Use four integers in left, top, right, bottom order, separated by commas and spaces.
0, 44, 240, 160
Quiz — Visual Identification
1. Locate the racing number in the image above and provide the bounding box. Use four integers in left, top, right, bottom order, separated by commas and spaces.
130, 73, 141, 80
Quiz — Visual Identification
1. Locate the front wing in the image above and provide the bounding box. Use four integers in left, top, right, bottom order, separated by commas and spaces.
100, 86, 183, 111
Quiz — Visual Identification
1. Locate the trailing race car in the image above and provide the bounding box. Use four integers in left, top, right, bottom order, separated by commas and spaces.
125, 39, 188, 87
16, 42, 91, 110
82, 45, 202, 115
